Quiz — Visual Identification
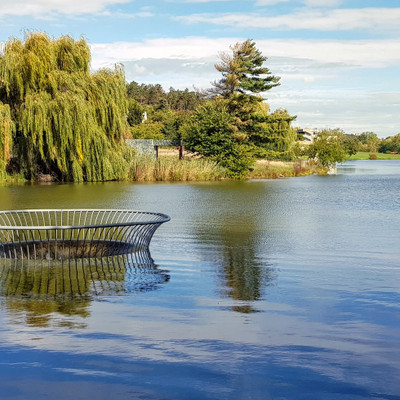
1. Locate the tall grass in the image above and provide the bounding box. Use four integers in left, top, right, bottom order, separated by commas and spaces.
0, 172, 26, 185
249, 160, 320, 179
129, 155, 226, 182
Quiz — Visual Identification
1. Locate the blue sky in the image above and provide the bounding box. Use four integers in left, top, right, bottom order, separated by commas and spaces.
0, 0, 399, 137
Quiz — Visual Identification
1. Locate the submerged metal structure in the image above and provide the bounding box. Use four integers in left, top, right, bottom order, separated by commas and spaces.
0, 209, 170, 260
0, 209, 170, 299
0, 252, 170, 298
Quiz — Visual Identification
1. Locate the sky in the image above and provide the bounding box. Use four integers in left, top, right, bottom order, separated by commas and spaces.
0, 0, 399, 137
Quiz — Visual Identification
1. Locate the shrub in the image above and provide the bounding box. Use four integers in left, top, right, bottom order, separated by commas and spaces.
130, 122, 165, 139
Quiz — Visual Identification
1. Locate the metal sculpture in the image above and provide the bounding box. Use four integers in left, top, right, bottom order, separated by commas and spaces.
0, 209, 170, 260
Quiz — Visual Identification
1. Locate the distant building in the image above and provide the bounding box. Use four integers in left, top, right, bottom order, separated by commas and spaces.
297, 128, 318, 142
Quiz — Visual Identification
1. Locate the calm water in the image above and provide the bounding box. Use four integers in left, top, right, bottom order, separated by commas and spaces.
0, 160, 399, 400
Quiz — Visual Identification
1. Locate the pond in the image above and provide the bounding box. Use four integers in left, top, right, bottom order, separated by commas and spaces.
0, 160, 399, 400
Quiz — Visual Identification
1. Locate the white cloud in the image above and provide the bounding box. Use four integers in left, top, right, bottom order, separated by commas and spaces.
90, 37, 240, 67
170, 0, 233, 2
176, 8, 400, 32
0, 0, 131, 17
268, 89, 400, 136
259, 39, 400, 68
304, 0, 343, 7
170, 0, 289, 3
254, 0, 291, 5
91, 37, 400, 70
95, 11, 154, 18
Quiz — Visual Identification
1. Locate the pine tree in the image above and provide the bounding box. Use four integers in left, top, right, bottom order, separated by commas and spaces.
212, 39, 280, 99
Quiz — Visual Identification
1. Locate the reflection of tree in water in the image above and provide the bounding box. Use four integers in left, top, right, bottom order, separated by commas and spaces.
219, 227, 275, 314
1, 296, 90, 329
192, 182, 277, 314
0, 251, 169, 327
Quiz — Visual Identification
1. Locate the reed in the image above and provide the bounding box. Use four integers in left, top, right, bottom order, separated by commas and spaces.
249, 160, 319, 179
129, 155, 226, 182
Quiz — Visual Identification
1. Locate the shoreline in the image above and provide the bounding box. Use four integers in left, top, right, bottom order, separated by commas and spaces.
3, 153, 399, 185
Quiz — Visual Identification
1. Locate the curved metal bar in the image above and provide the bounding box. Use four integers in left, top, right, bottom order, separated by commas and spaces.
0, 209, 170, 230
0, 209, 169, 260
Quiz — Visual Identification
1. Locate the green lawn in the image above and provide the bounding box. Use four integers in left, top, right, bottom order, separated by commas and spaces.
347, 152, 400, 160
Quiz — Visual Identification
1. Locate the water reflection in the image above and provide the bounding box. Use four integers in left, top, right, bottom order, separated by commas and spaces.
0, 250, 169, 327
221, 232, 274, 313
191, 183, 277, 313
0, 182, 135, 210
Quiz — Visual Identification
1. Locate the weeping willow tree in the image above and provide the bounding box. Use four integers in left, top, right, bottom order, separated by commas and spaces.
0, 103, 14, 179
0, 32, 131, 181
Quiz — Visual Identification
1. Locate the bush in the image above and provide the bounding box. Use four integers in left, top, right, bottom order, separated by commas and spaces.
369, 153, 378, 160
307, 130, 347, 166
130, 122, 165, 139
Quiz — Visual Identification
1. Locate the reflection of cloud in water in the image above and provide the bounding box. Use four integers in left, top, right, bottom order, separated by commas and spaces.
0, 250, 169, 327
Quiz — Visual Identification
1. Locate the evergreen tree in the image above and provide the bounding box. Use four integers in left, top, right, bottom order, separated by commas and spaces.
182, 100, 254, 178
208, 40, 296, 157
211, 39, 280, 99
0, 33, 131, 182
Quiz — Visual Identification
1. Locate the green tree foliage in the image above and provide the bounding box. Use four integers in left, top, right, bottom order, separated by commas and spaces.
126, 81, 202, 111
0, 32, 131, 182
0, 103, 14, 179
182, 101, 254, 178
249, 105, 297, 156
211, 39, 280, 99
127, 81, 164, 107
208, 40, 295, 158
307, 130, 347, 167
126, 81, 203, 141
379, 133, 400, 153
128, 107, 192, 141
343, 134, 359, 156
127, 98, 144, 126
130, 122, 165, 140
357, 132, 380, 152
167, 87, 203, 111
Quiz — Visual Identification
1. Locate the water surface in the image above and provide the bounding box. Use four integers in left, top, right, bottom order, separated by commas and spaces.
0, 160, 399, 399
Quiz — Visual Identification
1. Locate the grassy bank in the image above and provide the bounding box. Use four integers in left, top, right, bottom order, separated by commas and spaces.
0, 154, 325, 184
249, 160, 321, 179
129, 155, 226, 181
0, 174, 26, 185
348, 152, 400, 160
129, 156, 321, 182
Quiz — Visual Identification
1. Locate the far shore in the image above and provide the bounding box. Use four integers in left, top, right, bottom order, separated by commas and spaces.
347, 151, 400, 160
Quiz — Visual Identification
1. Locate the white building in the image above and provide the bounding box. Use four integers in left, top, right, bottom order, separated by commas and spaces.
297, 128, 318, 142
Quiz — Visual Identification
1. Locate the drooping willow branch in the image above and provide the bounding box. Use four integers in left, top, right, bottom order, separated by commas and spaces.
0, 32, 131, 181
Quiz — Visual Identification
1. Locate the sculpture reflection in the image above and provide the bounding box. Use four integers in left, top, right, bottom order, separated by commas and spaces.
0, 250, 169, 327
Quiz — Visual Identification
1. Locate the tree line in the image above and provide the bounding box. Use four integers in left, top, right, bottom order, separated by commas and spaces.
127, 39, 297, 177
0, 33, 398, 182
